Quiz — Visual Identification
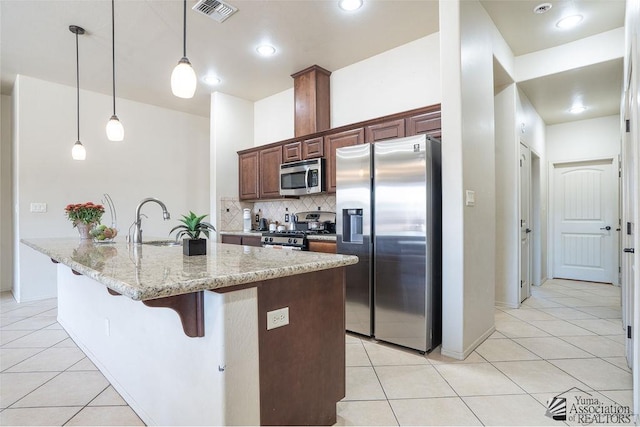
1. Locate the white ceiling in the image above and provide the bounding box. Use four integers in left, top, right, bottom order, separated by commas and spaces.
0, 0, 626, 125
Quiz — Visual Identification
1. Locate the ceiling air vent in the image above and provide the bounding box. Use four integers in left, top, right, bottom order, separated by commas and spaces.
192, 0, 238, 23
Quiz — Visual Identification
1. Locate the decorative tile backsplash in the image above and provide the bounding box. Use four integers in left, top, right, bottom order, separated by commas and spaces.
219, 195, 336, 231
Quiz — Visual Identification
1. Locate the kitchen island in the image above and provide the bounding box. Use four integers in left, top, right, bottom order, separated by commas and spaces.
21, 238, 357, 426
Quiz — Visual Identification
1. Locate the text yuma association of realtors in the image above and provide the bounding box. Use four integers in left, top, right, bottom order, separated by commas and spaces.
568, 395, 631, 424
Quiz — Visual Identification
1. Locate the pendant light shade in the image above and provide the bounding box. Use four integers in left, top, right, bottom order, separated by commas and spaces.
171, 0, 196, 98
171, 57, 197, 98
106, 115, 125, 141
107, 0, 124, 141
72, 141, 87, 160
69, 25, 86, 161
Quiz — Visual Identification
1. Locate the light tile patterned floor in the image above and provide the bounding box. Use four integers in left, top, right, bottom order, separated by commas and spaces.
0, 278, 632, 426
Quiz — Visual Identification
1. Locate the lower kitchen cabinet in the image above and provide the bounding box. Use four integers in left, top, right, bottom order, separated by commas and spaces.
308, 240, 337, 254
221, 234, 263, 247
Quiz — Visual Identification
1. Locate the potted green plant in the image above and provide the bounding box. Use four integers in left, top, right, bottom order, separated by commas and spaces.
170, 211, 216, 256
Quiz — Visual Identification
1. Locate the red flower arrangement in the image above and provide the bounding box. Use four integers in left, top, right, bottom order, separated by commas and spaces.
65, 202, 105, 226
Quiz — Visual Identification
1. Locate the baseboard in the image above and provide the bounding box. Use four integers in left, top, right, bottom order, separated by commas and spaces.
495, 300, 518, 309
441, 325, 496, 360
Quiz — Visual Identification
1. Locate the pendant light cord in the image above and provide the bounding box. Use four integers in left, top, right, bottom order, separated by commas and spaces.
182, 0, 187, 58
111, 0, 116, 115
75, 30, 80, 142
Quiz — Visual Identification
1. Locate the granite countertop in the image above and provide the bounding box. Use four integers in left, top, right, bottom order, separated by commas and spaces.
21, 238, 357, 301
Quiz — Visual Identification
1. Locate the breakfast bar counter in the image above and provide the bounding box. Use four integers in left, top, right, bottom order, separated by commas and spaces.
21, 237, 357, 426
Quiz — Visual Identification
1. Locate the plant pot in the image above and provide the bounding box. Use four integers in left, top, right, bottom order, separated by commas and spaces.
183, 238, 206, 256
74, 221, 96, 239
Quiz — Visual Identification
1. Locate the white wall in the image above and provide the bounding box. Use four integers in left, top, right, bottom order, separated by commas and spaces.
440, 0, 502, 359
12, 75, 209, 302
1, 94, 13, 292
253, 34, 442, 146
254, 89, 294, 147
331, 34, 441, 127
546, 115, 621, 162
210, 92, 254, 230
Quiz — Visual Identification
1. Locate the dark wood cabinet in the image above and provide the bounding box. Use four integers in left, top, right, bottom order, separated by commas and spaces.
365, 118, 405, 143
406, 110, 441, 138
283, 141, 302, 163
324, 128, 364, 193
239, 104, 441, 199
259, 146, 283, 199
221, 234, 263, 247
308, 240, 337, 254
302, 136, 324, 159
239, 151, 259, 201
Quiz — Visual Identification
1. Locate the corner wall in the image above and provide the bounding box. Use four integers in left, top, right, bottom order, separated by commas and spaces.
1, 94, 13, 292
12, 75, 209, 302
440, 0, 499, 359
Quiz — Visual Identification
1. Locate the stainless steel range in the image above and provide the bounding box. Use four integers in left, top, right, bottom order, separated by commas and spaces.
261, 231, 308, 250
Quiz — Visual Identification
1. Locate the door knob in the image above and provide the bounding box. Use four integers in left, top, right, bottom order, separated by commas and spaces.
525, 228, 532, 233
624, 248, 635, 253
600, 226, 611, 231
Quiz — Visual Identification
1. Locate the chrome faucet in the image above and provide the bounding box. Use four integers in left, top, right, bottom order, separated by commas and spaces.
131, 198, 170, 244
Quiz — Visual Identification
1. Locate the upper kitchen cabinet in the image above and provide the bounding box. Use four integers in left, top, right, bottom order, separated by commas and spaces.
283, 141, 302, 163
259, 146, 283, 199
292, 65, 331, 137
239, 151, 259, 200
324, 128, 365, 193
365, 118, 405, 143
406, 109, 441, 139
301, 136, 324, 159
238, 146, 282, 200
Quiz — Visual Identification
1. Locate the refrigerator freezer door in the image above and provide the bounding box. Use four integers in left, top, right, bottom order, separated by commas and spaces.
336, 144, 373, 336
373, 135, 431, 352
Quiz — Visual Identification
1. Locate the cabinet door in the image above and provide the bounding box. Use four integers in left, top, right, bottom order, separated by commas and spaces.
406, 111, 441, 138
365, 119, 405, 143
283, 141, 302, 163
308, 240, 337, 254
259, 146, 283, 199
302, 136, 324, 159
324, 128, 365, 193
242, 235, 263, 247
239, 151, 259, 200
221, 234, 243, 245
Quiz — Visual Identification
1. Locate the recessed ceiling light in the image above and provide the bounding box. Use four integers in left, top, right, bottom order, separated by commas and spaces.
569, 105, 587, 114
256, 44, 276, 56
339, 0, 363, 11
203, 76, 221, 85
556, 15, 583, 29
533, 3, 552, 14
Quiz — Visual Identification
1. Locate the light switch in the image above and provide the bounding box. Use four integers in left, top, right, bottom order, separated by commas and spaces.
30, 202, 47, 213
465, 190, 475, 207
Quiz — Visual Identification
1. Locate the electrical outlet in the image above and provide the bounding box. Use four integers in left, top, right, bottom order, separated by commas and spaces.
267, 307, 289, 330
30, 202, 47, 213
104, 318, 110, 336
285, 214, 290, 222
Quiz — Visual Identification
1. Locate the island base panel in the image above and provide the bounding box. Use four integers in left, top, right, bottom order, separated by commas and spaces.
257, 267, 346, 426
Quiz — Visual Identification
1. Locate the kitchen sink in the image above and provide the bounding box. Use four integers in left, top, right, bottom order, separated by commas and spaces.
143, 240, 181, 247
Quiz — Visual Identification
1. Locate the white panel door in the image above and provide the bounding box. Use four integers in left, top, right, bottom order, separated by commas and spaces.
553, 160, 617, 283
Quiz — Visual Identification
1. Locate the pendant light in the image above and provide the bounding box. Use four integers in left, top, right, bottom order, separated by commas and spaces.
70, 25, 86, 161
106, 0, 124, 141
170, 0, 196, 98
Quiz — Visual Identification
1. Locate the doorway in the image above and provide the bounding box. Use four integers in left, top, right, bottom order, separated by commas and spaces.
550, 159, 619, 283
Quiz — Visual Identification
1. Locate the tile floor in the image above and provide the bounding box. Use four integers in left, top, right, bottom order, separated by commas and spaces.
0, 278, 633, 426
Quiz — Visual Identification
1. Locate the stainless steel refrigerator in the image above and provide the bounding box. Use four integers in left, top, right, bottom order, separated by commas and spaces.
336, 134, 441, 353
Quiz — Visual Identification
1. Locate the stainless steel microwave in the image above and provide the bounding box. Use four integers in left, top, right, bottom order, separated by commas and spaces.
279, 158, 325, 196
